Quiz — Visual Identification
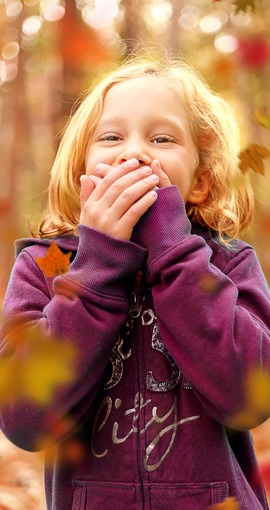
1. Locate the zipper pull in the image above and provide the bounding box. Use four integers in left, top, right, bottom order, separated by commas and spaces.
129, 291, 141, 318
129, 271, 143, 320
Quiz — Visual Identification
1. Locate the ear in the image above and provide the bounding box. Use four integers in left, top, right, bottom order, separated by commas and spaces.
187, 168, 211, 205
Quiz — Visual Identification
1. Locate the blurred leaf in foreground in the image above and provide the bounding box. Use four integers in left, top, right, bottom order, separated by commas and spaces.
233, 0, 256, 13
229, 368, 270, 429
239, 144, 270, 175
254, 109, 270, 130
208, 496, 240, 509
0, 326, 77, 407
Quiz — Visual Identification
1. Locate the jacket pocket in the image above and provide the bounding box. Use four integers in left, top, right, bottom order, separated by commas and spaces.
149, 481, 229, 509
71, 480, 229, 510
71, 480, 137, 510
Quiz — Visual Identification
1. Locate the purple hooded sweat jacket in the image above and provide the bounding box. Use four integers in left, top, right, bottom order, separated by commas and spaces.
1, 186, 270, 510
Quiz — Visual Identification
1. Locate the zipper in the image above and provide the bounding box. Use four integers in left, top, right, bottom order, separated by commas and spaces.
129, 271, 146, 508
129, 271, 145, 326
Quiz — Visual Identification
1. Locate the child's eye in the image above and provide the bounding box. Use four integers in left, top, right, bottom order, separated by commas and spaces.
152, 135, 175, 144
99, 135, 121, 142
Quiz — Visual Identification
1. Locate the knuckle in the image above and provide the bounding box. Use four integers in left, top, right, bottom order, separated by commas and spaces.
127, 206, 138, 221
112, 181, 123, 193
102, 175, 111, 186
121, 189, 132, 200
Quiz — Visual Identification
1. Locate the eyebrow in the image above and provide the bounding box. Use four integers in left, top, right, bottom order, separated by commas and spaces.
95, 116, 187, 137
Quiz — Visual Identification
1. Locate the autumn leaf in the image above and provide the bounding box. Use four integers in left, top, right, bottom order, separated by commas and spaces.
208, 496, 240, 509
35, 415, 77, 459
0, 326, 77, 408
238, 144, 270, 175
35, 241, 72, 277
229, 368, 270, 429
199, 274, 221, 295
61, 439, 86, 464
233, 0, 256, 13
254, 109, 270, 130
21, 328, 76, 405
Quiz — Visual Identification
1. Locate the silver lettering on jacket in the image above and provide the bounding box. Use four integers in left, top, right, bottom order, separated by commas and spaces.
103, 309, 181, 393
146, 323, 181, 392
91, 393, 200, 471
102, 321, 131, 391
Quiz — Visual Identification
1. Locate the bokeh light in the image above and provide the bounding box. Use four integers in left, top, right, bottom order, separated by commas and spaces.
5, 0, 23, 18
144, 0, 173, 34
199, 14, 222, 34
2, 42, 20, 60
177, 6, 200, 30
214, 32, 239, 54
81, 0, 120, 29
22, 16, 43, 35
40, 0, 65, 22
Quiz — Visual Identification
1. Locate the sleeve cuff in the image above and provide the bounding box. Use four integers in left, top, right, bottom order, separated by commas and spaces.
55, 225, 147, 298
131, 186, 191, 266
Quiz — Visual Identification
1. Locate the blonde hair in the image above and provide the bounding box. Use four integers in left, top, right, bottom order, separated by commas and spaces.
37, 55, 254, 243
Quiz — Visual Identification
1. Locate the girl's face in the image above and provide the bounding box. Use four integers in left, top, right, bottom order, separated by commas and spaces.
85, 75, 209, 203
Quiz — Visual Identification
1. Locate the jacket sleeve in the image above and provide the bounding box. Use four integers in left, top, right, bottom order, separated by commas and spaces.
131, 186, 270, 430
0, 225, 147, 450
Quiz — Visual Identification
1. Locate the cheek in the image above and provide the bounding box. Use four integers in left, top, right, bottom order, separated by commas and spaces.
85, 148, 116, 175
85, 151, 103, 175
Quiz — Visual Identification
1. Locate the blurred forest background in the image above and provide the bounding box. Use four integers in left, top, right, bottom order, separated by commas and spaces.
0, 0, 270, 508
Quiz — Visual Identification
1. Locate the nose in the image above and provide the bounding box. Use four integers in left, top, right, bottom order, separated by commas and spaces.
117, 138, 152, 167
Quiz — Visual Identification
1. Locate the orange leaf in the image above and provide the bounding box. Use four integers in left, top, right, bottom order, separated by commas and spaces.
199, 274, 221, 295
254, 109, 270, 130
35, 241, 72, 277
238, 144, 270, 175
208, 496, 241, 509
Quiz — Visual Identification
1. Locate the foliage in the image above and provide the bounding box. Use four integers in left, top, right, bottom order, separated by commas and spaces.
35, 241, 72, 277
239, 144, 270, 175
0, 325, 77, 407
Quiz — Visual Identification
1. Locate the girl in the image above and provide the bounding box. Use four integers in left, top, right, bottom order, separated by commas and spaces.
1, 56, 270, 510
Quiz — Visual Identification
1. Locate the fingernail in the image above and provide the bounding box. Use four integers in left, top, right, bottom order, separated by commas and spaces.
129, 158, 139, 167
95, 164, 104, 173
143, 167, 153, 174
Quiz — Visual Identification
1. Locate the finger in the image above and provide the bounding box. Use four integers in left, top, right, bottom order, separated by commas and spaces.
91, 164, 154, 204
95, 158, 140, 177
120, 190, 158, 239
112, 173, 159, 218
89, 175, 102, 187
80, 175, 95, 210
151, 160, 171, 187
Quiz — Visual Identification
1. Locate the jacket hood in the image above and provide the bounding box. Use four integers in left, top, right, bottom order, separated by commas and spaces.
14, 223, 215, 259
15, 236, 79, 257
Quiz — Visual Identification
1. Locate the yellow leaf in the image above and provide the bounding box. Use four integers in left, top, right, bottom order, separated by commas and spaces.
239, 144, 270, 175
36, 241, 72, 277
208, 496, 241, 509
254, 109, 270, 130
20, 327, 76, 405
0, 357, 20, 407
229, 368, 270, 428
0, 326, 77, 408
